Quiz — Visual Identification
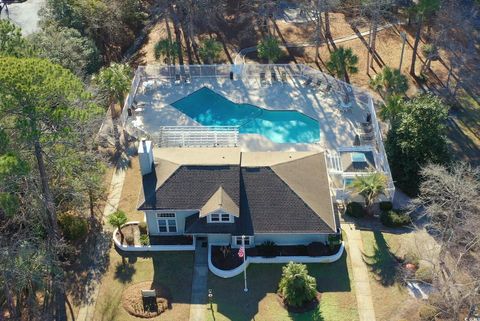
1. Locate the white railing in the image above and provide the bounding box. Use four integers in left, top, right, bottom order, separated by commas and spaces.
158, 126, 239, 148
208, 243, 345, 278
120, 70, 142, 127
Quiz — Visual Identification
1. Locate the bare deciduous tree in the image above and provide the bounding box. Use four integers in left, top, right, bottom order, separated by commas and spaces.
410, 163, 480, 319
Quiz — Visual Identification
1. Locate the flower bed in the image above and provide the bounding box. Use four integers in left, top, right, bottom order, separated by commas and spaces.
211, 243, 342, 271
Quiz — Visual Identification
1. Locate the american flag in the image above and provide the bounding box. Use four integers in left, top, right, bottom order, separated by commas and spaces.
238, 246, 245, 258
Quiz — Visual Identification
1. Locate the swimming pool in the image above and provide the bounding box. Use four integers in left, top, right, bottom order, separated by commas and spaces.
170, 87, 320, 144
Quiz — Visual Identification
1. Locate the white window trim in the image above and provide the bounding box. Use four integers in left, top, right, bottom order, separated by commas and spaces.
157, 212, 178, 234
207, 212, 233, 223
232, 236, 254, 248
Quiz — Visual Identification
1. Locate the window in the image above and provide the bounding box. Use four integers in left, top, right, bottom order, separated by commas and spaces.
156, 213, 177, 233
234, 236, 253, 247
208, 213, 232, 223
157, 212, 175, 218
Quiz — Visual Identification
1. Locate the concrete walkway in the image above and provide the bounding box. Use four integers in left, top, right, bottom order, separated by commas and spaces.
343, 223, 377, 321
189, 240, 209, 321
76, 159, 128, 321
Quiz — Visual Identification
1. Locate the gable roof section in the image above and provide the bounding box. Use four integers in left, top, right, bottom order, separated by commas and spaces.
270, 153, 336, 232
199, 186, 240, 217
138, 164, 240, 211
240, 160, 336, 234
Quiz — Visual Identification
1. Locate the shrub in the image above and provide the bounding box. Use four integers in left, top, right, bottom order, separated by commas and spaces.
307, 242, 329, 256
328, 234, 342, 252
379, 201, 393, 211
415, 265, 434, 283
138, 221, 147, 235
380, 210, 410, 227
404, 251, 420, 267
278, 262, 317, 307
139, 234, 150, 246
258, 241, 278, 257
418, 304, 438, 321
345, 202, 365, 218
125, 234, 135, 245
58, 213, 88, 241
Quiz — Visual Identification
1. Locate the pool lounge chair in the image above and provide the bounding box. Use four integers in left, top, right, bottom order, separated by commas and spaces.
325, 83, 332, 92
271, 70, 278, 83
314, 79, 322, 87
281, 71, 287, 83
174, 74, 181, 85
260, 72, 267, 86
304, 77, 312, 86
184, 73, 191, 84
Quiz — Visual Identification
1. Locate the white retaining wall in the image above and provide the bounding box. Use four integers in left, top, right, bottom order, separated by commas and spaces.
113, 222, 195, 252
208, 242, 345, 278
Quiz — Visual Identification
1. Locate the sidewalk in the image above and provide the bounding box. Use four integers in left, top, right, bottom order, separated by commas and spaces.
189, 240, 209, 321
76, 153, 129, 321
343, 223, 377, 321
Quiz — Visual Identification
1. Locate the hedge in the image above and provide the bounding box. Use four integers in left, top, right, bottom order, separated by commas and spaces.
380, 210, 410, 227
345, 202, 365, 218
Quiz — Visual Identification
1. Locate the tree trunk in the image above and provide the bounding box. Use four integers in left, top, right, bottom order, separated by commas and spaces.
410, 18, 423, 76
344, 69, 350, 84
169, 6, 184, 65
33, 140, 67, 321
369, 17, 378, 70
325, 10, 335, 50
314, 0, 324, 63
180, 19, 194, 65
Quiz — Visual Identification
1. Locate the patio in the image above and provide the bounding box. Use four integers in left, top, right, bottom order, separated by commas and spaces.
122, 64, 375, 153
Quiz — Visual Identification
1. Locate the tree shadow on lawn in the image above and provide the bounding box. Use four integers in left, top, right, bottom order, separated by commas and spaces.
210, 251, 351, 321
114, 261, 136, 284
362, 231, 400, 287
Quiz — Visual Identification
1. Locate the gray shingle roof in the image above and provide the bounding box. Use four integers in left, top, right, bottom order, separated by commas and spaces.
138, 165, 240, 211
138, 152, 337, 234
240, 167, 335, 234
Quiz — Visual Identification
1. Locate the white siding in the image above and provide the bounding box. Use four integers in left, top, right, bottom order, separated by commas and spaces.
145, 210, 197, 235
254, 233, 328, 245
208, 234, 231, 245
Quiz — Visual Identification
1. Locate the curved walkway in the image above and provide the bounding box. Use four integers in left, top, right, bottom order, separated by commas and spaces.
234, 21, 405, 65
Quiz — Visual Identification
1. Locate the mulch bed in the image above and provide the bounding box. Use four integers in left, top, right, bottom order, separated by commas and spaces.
122, 281, 171, 318
277, 292, 322, 314
211, 246, 243, 270
116, 225, 137, 246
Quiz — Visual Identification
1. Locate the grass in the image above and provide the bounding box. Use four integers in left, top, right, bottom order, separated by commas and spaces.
116, 156, 145, 222
360, 230, 422, 321
206, 251, 358, 321
93, 250, 194, 321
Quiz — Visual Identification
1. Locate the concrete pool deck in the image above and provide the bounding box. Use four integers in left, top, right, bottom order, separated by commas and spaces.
125, 66, 373, 152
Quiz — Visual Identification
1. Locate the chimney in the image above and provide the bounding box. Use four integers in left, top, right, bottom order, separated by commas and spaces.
138, 138, 154, 175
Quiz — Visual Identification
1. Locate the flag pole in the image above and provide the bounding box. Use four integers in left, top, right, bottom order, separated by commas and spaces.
242, 235, 248, 292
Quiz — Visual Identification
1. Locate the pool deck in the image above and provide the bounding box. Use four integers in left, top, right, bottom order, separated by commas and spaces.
127, 69, 372, 153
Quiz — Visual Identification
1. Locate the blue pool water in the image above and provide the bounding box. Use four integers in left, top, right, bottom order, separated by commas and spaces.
171, 87, 320, 144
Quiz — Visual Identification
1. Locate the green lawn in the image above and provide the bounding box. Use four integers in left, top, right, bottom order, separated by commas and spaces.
360, 230, 421, 321
206, 251, 358, 321
93, 250, 194, 321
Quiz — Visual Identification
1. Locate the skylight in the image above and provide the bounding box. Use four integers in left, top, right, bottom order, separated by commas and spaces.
351, 152, 366, 163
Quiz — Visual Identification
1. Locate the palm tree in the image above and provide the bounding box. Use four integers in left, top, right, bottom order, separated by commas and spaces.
326, 46, 358, 84
108, 210, 128, 240
278, 262, 317, 308
409, 0, 440, 76
198, 38, 222, 64
257, 36, 283, 64
94, 63, 131, 114
350, 173, 387, 215
154, 39, 178, 64
370, 66, 409, 97
379, 94, 405, 123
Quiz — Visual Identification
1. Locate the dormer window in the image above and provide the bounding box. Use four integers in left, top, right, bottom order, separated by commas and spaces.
208, 212, 233, 223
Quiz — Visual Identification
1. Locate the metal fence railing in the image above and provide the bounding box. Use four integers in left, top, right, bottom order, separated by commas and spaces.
158, 126, 239, 148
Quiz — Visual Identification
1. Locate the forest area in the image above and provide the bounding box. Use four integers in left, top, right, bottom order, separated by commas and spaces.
0, 0, 479, 320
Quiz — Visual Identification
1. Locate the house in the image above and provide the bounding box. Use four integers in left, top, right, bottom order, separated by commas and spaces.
137, 140, 340, 248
